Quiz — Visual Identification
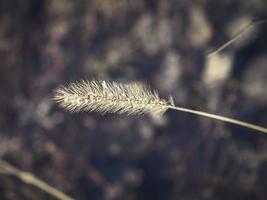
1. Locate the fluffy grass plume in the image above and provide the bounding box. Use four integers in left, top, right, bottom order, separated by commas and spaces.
53, 79, 267, 134
53, 80, 174, 116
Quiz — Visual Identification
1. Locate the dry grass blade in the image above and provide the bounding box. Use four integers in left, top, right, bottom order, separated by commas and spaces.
207, 18, 267, 57
0, 160, 74, 200
53, 79, 267, 134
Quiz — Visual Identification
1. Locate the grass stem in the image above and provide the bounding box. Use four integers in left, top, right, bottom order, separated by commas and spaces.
168, 105, 267, 134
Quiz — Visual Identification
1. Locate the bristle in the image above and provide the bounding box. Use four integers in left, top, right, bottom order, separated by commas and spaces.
53, 80, 172, 116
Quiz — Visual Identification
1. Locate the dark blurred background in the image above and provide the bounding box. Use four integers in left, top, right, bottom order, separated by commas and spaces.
0, 0, 267, 199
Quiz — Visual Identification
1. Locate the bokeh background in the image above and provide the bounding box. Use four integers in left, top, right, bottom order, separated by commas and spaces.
0, 0, 267, 199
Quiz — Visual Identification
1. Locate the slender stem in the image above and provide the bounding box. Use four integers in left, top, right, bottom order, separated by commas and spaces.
0, 160, 74, 200
168, 106, 267, 134
207, 18, 267, 57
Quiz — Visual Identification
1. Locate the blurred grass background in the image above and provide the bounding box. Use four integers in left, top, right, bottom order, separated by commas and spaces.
0, 0, 267, 199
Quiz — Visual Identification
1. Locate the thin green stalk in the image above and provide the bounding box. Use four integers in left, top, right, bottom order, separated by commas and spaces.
168, 106, 267, 134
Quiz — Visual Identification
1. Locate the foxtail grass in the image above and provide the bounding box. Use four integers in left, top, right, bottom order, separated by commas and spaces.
53, 80, 267, 134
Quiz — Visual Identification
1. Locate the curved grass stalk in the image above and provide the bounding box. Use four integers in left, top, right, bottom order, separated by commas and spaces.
168, 105, 267, 134
0, 160, 74, 200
